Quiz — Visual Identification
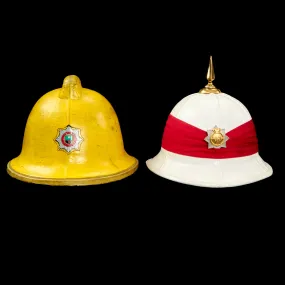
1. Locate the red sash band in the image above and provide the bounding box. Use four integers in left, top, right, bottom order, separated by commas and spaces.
161, 115, 258, 159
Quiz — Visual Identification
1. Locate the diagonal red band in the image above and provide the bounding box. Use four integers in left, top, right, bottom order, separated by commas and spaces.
161, 115, 258, 159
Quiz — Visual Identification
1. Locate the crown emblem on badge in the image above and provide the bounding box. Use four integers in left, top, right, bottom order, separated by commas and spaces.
204, 126, 229, 149
55, 125, 84, 153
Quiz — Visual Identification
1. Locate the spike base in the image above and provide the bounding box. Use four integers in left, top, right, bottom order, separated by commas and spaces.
199, 83, 221, 94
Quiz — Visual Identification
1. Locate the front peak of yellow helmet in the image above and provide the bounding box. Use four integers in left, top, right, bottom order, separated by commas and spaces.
7, 75, 138, 186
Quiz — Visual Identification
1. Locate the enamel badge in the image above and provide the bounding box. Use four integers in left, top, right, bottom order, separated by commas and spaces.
204, 126, 229, 149
55, 125, 84, 153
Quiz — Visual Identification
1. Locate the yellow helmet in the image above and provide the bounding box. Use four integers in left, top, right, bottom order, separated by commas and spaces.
7, 75, 138, 186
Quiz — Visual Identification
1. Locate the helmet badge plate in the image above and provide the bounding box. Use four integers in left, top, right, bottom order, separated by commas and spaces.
55, 125, 84, 153
204, 126, 229, 149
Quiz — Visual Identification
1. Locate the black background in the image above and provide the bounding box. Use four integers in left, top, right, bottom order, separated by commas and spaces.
0, 4, 281, 224
0, 6, 283, 274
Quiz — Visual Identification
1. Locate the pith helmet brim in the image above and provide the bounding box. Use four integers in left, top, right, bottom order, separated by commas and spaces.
146, 148, 273, 188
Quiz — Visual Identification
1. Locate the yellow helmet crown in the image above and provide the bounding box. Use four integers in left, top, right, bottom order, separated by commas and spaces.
7, 75, 138, 185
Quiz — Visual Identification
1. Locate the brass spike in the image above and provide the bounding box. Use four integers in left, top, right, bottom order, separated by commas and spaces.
199, 56, 221, 94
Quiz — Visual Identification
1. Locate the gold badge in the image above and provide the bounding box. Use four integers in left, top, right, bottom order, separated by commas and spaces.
204, 126, 229, 149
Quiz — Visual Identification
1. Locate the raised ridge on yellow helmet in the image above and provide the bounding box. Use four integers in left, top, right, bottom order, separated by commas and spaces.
7, 75, 138, 186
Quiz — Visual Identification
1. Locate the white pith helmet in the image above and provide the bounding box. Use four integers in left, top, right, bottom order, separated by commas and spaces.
146, 56, 273, 188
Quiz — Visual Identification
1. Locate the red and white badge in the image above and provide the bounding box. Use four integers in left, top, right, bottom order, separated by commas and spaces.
55, 125, 84, 153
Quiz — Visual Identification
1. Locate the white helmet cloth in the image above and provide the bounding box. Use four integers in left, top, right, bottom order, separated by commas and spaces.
146, 57, 273, 188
